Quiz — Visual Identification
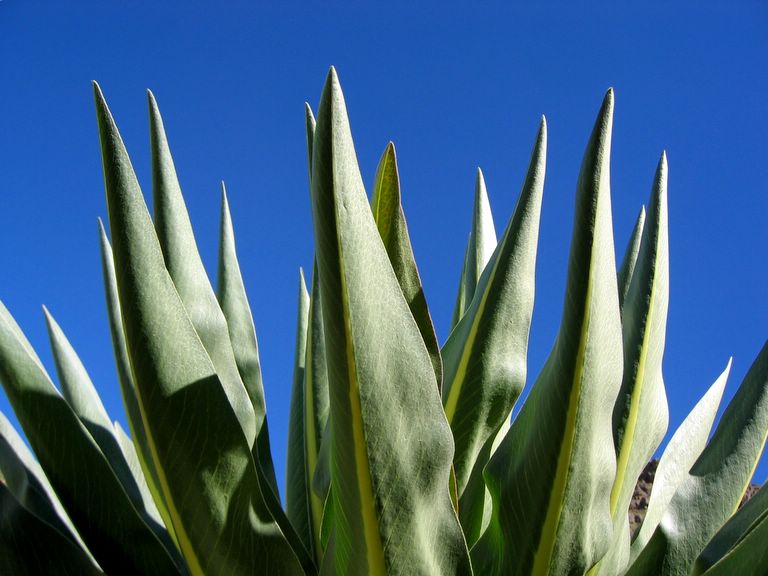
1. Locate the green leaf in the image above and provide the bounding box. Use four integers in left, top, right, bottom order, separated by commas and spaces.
305, 264, 331, 557
371, 142, 443, 389
311, 67, 472, 575
98, 220, 176, 545
595, 153, 670, 575
217, 184, 281, 500
286, 269, 313, 556
0, 302, 182, 575
148, 90, 257, 452
440, 120, 546, 546
472, 90, 623, 576
693, 483, 768, 575
94, 82, 307, 575
0, 410, 85, 551
43, 308, 167, 535
451, 168, 498, 329
628, 361, 729, 563
306, 103, 316, 186
617, 206, 645, 312
1, 483, 103, 576
626, 341, 768, 576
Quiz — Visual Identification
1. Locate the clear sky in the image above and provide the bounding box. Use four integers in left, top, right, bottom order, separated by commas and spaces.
1, 2, 766, 490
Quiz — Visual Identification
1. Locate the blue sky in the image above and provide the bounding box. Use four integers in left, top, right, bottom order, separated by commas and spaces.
1, 1, 766, 490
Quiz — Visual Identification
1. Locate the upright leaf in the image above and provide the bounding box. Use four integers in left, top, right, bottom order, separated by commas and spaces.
473, 90, 623, 576
286, 270, 313, 555
305, 265, 331, 557
0, 302, 182, 575
451, 168, 497, 329
626, 342, 768, 576
596, 153, 670, 575
95, 83, 307, 575
98, 220, 172, 540
617, 206, 645, 311
217, 184, 280, 499
311, 67, 472, 575
371, 142, 443, 389
440, 120, 546, 545
629, 362, 729, 562
43, 309, 167, 535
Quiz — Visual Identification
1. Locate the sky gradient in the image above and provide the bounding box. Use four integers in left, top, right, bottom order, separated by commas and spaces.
1, 2, 766, 488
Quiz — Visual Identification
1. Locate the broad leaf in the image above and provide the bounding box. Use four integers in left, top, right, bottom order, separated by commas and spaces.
371, 142, 443, 389
451, 168, 497, 329
596, 153, 670, 575
440, 119, 546, 546
626, 341, 768, 576
0, 302, 182, 574
0, 483, 103, 576
693, 483, 768, 574
95, 83, 308, 575
629, 362, 729, 562
311, 67, 472, 575
98, 220, 174, 543
472, 90, 623, 576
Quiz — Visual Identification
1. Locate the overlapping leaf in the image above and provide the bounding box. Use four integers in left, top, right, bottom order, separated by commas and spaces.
0, 302, 182, 574
595, 153, 670, 575
451, 169, 498, 329
371, 142, 443, 389
94, 83, 308, 575
626, 341, 768, 575
440, 120, 546, 546
472, 90, 623, 576
310, 67, 472, 575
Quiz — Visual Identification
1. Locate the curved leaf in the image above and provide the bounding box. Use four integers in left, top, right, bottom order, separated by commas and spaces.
629, 361, 729, 562
95, 83, 307, 575
0, 483, 103, 576
596, 153, 670, 575
371, 142, 443, 389
626, 341, 768, 575
440, 120, 546, 545
473, 90, 623, 576
311, 67, 472, 575
0, 302, 182, 574
451, 168, 497, 329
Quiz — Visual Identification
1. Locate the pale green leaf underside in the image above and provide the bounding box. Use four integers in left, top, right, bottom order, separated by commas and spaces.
311, 67, 472, 576
441, 119, 546, 547
626, 341, 768, 576
95, 83, 307, 575
451, 168, 497, 330
629, 362, 729, 563
473, 90, 622, 576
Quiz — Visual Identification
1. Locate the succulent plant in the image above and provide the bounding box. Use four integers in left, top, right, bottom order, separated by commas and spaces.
0, 68, 766, 575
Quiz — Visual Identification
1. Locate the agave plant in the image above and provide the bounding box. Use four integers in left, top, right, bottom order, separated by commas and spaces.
0, 68, 766, 575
